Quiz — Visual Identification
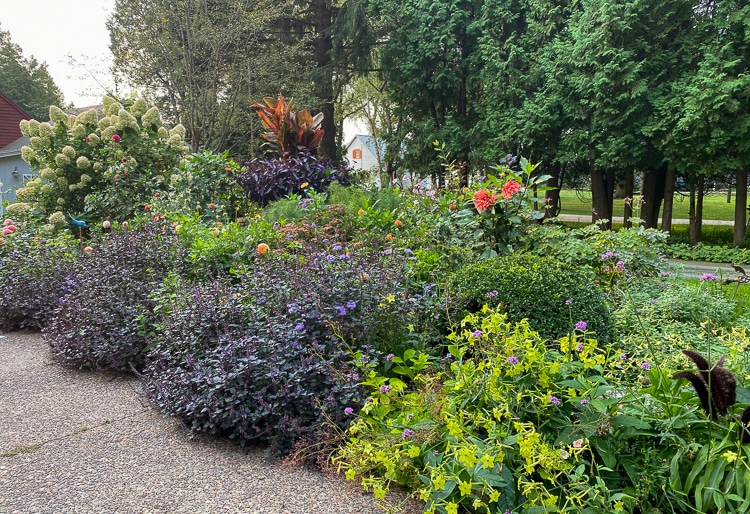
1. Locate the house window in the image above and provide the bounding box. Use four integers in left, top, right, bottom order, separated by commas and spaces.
352, 149, 362, 159
22, 174, 33, 184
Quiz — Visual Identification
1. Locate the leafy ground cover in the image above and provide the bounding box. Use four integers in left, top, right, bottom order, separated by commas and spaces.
3, 102, 750, 513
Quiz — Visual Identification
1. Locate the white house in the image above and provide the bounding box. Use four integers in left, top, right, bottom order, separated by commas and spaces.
344, 134, 384, 172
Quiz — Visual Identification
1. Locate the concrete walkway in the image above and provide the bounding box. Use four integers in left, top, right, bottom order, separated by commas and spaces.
0, 332, 418, 514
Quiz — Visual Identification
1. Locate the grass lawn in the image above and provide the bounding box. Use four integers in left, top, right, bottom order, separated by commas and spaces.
558, 189, 737, 221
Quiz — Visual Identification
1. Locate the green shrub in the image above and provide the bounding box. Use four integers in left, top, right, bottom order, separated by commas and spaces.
444, 253, 612, 342
16, 97, 188, 227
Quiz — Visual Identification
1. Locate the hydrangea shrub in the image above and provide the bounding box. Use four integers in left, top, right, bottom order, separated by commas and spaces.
16, 97, 188, 228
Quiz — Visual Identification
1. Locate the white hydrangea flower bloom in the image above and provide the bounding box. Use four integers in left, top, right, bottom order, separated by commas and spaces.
100, 126, 116, 140
116, 109, 139, 131
87, 133, 100, 145
169, 124, 186, 138
21, 146, 38, 163
48, 211, 66, 226
57, 197, 66, 206
98, 117, 113, 130
15, 187, 33, 199
79, 173, 92, 184
5, 202, 31, 217
141, 107, 162, 128
130, 98, 149, 117
157, 127, 169, 138
30, 136, 45, 150
49, 105, 68, 126
40, 168, 57, 181
168, 134, 183, 148
62, 146, 76, 159
38, 122, 54, 137
19, 120, 30, 136
76, 156, 91, 169
56, 177, 68, 188
27, 120, 40, 137
71, 124, 87, 139
78, 109, 99, 126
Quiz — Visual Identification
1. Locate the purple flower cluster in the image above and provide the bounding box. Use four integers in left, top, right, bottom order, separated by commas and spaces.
344, 407, 354, 416
487, 290, 498, 299
386, 353, 395, 361
700, 273, 718, 281
549, 395, 561, 406
576, 343, 584, 352
379, 385, 391, 394
575, 320, 587, 331
402, 429, 414, 439
472, 330, 483, 338
641, 362, 651, 370
507, 356, 519, 365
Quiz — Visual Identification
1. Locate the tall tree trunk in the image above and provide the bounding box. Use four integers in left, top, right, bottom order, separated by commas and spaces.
734, 168, 747, 246
313, 0, 336, 158
689, 172, 703, 245
640, 164, 666, 229
544, 162, 562, 219
661, 163, 676, 233
622, 166, 634, 229
590, 163, 615, 230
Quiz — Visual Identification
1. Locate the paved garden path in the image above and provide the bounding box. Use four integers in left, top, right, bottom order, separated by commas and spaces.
0, 332, 418, 514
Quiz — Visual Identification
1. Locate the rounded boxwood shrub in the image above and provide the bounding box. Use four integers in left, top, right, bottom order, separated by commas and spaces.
445, 253, 612, 342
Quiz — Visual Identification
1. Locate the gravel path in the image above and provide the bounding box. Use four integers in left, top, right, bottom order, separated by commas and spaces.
0, 332, 418, 514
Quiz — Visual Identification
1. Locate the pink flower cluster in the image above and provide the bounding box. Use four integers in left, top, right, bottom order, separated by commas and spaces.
473, 189, 498, 212
501, 179, 521, 199
2, 218, 17, 237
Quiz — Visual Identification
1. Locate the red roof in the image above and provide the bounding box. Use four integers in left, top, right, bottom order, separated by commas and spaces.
0, 91, 31, 151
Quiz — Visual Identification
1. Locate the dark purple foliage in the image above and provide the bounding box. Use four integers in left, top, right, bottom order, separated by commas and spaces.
44, 221, 189, 371
0, 234, 75, 331
236, 152, 350, 207
140, 241, 439, 455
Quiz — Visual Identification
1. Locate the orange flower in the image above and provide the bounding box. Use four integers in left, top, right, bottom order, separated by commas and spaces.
386, 233, 393, 240
256, 243, 270, 255
114, 174, 120, 181
357, 209, 365, 216
473, 189, 498, 212
154, 192, 160, 198
209, 203, 216, 209
501, 180, 522, 199
394, 219, 403, 227
144, 205, 151, 212
449, 203, 457, 211
212, 228, 220, 236
83, 246, 93, 253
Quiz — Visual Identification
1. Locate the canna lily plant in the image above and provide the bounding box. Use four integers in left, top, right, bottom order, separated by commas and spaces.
252, 94, 324, 160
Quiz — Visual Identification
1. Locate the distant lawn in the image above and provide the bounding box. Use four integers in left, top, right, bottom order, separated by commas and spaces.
558, 189, 737, 221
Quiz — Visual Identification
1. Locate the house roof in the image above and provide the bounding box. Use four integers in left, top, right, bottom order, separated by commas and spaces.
0, 136, 29, 157
0, 91, 31, 150
346, 134, 384, 159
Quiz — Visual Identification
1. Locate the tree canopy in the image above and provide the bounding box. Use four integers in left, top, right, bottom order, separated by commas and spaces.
0, 24, 63, 120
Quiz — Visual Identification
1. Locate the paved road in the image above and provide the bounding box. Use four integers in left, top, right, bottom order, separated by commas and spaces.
0, 332, 418, 514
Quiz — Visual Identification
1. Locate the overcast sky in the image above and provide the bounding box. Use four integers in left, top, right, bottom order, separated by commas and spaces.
1, 2, 114, 107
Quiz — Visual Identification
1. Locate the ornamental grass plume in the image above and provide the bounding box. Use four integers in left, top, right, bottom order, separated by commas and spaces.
473, 189, 498, 212
673, 350, 736, 419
